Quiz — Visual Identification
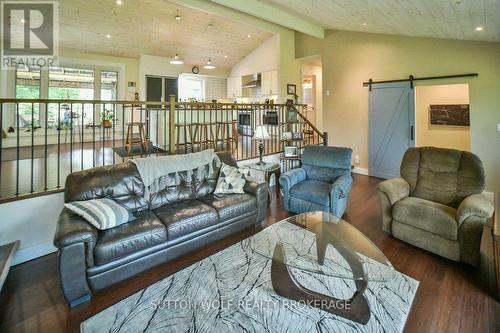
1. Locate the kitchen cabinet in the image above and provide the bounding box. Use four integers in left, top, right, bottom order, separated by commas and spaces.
261, 70, 278, 96
227, 76, 242, 98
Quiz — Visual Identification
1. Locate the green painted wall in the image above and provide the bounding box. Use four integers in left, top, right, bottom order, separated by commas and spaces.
296, 31, 500, 191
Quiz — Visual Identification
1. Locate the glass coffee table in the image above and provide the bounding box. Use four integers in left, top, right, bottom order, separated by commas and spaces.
247, 211, 395, 324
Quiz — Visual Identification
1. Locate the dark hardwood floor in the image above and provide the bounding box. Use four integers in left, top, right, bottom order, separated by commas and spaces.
0, 174, 498, 332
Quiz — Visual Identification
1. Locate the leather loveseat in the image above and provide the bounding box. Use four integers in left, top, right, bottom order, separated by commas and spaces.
53, 152, 268, 307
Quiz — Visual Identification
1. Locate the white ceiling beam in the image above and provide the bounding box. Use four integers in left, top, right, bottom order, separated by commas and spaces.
209, 0, 324, 39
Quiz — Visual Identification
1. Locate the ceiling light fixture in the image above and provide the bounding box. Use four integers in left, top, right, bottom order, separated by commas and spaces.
247, 34, 252, 38
170, 54, 184, 65
116, 0, 123, 5
21, 19, 26, 24
204, 58, 216, 70
175, 15, 181, 21
224, 55, 228, 59
475, 26, 483, 31
362, 22, 367, 26
106, 34, 111, 39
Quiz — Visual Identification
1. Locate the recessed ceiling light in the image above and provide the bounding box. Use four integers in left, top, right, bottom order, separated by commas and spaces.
475, 26, 483, 31
204, 58, 216, 69
21, 19, 26, 24
362, 22, 367, 26
247, 34, 252, 38
175, 15, 181, 21
116, 0, 123, 5
224, 55, 228, 59
170, 54, 184, 65
106, 34, 111, 39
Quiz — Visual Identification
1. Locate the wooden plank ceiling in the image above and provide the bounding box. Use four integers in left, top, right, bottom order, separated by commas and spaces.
59, 0, 273, 69
262, 0, 500, 42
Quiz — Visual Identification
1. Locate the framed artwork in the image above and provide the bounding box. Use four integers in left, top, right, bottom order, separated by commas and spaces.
281, 132, 292, 140
284, 146, 298, 157
292, 132, 303, 140
287, 84, 296, 95
429, 104, 470, 126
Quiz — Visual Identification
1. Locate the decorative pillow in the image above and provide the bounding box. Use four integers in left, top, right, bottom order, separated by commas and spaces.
64, 198, 135, 230
214, 163, 249, 194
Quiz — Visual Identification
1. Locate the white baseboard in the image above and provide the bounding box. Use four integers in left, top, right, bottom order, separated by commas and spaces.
352, 167, 369, 175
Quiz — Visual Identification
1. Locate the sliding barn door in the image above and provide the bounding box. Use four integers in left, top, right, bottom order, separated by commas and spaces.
369, 82, 415, 179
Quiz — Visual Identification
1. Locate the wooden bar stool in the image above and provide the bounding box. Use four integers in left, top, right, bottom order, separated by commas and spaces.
125, 122, 147, 152
192, 122, 215, 150
214, 121, 228, 150
175, 123, 194, 153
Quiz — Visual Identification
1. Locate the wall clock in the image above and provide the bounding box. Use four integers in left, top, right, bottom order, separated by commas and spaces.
192, 66, 200, 74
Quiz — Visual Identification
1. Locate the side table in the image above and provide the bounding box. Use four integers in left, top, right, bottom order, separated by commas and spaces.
246, 162, 281, 204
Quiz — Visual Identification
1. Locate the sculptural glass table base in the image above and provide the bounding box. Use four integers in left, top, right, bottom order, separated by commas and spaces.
248, 212, 395, 325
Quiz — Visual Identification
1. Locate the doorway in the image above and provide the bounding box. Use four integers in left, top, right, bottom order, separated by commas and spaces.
415, 84, 470, 151
302, 75, 316, 125
145, 75, 178, 146
368, 82, 415, 179
146, 75, 178, 103
299, 55, 322, 129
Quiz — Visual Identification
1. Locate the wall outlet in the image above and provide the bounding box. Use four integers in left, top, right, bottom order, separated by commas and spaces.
497, 123, 500, 132
354, 154, 360, 165
326, 90, 331, 96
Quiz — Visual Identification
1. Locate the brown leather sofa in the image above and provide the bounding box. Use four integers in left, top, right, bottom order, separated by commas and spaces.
54, 152, 268, 307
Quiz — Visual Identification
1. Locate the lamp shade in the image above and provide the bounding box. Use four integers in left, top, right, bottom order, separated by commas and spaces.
252, 125, 270, 140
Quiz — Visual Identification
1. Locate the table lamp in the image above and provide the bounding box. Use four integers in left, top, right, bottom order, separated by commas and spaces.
252, 125, 271, 165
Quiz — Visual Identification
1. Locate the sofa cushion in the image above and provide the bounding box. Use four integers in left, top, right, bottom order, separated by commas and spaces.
153, 200, 218, 241
290, 179, 331, 206
94, 210, 167, 265
199, 193, 257, 222
64, 162, 148, 212
393, 197, 458, 240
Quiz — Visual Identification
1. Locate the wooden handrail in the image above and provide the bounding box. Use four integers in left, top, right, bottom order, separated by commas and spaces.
0, 98, 307, 108
289, 105, 325, 141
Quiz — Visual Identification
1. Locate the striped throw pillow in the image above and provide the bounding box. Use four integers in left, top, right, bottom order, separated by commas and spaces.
65, 198, 135, 230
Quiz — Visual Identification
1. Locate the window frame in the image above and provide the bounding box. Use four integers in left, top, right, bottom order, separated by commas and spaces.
12, 59, 124, 129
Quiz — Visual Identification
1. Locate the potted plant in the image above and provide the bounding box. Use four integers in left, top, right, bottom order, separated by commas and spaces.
100, 108, 114, 128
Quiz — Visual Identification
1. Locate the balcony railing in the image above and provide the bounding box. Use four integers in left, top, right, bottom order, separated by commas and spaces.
0, 96, 326, 202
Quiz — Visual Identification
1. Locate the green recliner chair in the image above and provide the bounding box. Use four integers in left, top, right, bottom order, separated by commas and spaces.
377, 147, 494, 266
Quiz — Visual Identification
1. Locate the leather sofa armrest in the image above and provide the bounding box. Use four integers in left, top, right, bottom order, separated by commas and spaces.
457, 193, 494, 225
279, 168, 307, 196
54, 208, 98, 262
377, 177, 410, 206
330, 174, 353, 199
244, 179, 268, 223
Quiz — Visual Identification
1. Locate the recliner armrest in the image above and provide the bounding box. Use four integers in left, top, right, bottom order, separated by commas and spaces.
54, 208, 98, 258
279, 168, 306, 195
330, 174, 353, 199
377, 177, 410, 206
457, 193, 494, 225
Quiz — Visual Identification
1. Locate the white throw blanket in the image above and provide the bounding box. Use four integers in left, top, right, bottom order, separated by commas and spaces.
131, 149, 217, 198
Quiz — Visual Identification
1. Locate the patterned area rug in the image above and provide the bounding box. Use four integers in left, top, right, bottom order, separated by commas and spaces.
81, 221, 419, 333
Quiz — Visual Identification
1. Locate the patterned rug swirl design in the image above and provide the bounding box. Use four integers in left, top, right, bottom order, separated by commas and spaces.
82, 221, 418, 333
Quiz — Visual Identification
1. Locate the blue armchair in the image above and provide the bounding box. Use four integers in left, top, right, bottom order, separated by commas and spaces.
279, 145, 353, 217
